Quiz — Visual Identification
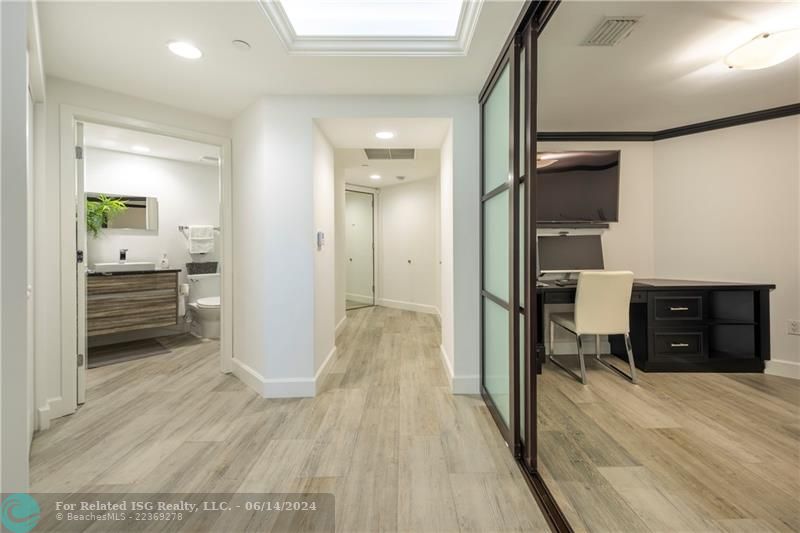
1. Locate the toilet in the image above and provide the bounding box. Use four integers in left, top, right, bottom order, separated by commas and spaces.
187, 273, 220, 339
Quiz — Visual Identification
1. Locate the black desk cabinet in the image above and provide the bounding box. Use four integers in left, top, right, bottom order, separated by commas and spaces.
537, 279, 775, 373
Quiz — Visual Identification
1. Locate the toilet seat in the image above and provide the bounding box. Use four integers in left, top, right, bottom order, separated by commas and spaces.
196, 296, 220, 309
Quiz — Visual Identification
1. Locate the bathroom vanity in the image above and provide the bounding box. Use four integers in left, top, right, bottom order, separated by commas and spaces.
87, 269, 181, 336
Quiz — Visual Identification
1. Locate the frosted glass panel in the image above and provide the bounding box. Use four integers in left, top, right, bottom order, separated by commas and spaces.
519, 181, 525, 306
519, 48, 525, 177
483, 190, 509, 301
484, 297, 510, 424
483, 64, 510, 192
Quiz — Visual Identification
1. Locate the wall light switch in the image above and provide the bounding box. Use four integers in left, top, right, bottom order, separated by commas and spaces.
788, 320, 800, 336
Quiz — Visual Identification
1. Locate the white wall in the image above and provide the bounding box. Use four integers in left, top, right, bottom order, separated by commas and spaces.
233, 95, 478, 397
439, 125, 456, 383
38, 77, 230, 425
85, 148, 220, 286
1, 0, 30, 492
378, 177, 441, 314
654, 117, 800, 374
312, 124, 336, 377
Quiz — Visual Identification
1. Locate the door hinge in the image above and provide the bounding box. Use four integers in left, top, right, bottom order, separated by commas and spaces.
75, 146, 83, 159
77, 250, 84, 264
77, 353, 85, 367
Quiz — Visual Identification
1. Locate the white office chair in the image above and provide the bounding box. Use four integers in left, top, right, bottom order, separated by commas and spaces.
548, 271, 638, 385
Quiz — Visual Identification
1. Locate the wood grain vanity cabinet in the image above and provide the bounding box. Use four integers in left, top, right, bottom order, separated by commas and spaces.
87, 270, 180, 336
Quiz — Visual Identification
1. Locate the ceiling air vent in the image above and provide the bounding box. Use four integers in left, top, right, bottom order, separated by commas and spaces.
364, 148, 416, 160
582, 16, 641, 46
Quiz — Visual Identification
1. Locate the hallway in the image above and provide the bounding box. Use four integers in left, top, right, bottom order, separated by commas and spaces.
30, 306, 549, 532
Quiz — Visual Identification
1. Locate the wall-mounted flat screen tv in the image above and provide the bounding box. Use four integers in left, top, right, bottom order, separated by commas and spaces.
536, 150, 620, 224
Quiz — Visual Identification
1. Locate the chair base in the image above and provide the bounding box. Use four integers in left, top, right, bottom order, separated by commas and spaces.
548, 321, 638, 385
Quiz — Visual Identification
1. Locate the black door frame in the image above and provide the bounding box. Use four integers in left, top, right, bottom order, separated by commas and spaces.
479, 2, 572, 532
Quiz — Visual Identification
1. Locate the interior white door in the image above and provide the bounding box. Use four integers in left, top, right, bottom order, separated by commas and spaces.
345, 190, 374, 308
75, 121, 87, 404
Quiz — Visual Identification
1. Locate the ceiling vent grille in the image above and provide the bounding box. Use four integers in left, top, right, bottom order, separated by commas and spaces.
582, 16, 641, 46
364, 148, 416, 160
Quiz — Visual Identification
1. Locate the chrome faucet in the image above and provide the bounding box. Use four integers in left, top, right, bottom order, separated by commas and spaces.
119, 248, 128, 263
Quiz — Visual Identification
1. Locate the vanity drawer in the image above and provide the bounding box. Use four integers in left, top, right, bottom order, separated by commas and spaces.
652, 329, 707, 361
652, 294, 703, 321
88, 272, 178, 295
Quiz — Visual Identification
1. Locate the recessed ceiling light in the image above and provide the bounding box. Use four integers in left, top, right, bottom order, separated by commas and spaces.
370, 174, 381, 180
725, 29, 800, 70
375, 131, 395, 140
167, 40, 203, 60
131, 145, 150, 153
232, 39, 252, 52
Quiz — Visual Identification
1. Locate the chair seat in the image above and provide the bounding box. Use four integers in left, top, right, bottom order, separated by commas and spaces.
551, 313, 576, 333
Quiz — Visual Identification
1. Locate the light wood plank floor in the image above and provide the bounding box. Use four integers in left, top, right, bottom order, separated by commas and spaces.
31, 306, 550, 532
539, 356, 800, 533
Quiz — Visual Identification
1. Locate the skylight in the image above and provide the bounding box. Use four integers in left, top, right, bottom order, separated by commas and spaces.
280, 0, 463, 37
259, 0, 484, 56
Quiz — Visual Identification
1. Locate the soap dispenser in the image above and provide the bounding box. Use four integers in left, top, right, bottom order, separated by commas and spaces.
159, 252, 170, 269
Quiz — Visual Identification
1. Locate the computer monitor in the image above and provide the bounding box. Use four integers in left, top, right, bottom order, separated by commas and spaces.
537, 235, 604, 275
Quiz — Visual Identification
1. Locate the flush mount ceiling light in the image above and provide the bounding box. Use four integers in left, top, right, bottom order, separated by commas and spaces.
259, 0, 484, 56
167, 40, 203, 60
725, 28, 800, 70
370, 174, 382, 180
131, 145, 151, 153
375, 131, 395, 140
232, 39, 252, 52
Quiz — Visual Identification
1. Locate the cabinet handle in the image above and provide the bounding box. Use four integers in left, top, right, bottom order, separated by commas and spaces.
669, 306, 689, 311
670, 342, 690, 348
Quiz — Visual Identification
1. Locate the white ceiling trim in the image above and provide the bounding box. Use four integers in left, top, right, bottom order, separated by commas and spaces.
258, 0, 484, 57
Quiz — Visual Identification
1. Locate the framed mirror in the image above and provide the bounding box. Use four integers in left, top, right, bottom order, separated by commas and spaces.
86, 193, 159, 233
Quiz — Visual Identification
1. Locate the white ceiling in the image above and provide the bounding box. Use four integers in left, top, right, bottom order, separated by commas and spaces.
83, 123, 220, 166
336, 148, 440, 189
39, 0, 524, 119
538, 1, 800, 131
316, 117, 451, 148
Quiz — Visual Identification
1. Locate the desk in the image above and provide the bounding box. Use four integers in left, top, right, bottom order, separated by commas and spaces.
535, 279, 775, 372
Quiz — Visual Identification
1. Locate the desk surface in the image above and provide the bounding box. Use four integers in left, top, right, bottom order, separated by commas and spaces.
536, 278, 776, 292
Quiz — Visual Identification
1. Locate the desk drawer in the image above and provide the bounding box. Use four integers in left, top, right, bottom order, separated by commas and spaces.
652, 329, 707, 361
652, 295, 703, 321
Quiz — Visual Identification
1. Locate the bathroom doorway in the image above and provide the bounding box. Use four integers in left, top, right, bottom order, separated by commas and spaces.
60, 107, 233, 411
345, 189, 376, 310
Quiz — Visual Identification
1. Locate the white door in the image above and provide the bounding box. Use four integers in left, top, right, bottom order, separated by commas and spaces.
75, 122, 87, 404
345, 190, 374, 309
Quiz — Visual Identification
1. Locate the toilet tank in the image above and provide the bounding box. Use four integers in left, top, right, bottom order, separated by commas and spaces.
187, 273, 220, 302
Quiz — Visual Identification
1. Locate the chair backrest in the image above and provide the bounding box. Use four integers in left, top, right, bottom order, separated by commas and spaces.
574, 271, 634, 335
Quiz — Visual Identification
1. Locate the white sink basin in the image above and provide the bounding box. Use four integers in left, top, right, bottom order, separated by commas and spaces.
92, 262, 156, 273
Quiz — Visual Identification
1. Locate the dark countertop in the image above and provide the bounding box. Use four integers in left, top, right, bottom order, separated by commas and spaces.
537, 278, 776, 291
88, 268, 182, 277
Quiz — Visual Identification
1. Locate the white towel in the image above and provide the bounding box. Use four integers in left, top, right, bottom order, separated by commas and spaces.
188, 225, 215, 254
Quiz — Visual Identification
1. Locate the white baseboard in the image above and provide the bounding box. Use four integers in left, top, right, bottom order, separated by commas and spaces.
232, 358, 316, 399
36, 396, 68, 431
765, 359, 800, 380
346, 293, 373, 305
452, 374, 480, 395
378, 298, 439, 315
315, 346, 337, 390
335, 316, 347, 337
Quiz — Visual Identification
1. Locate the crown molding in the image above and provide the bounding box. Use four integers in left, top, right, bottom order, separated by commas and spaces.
258, 0, 483, 57
538, 103, 800, 142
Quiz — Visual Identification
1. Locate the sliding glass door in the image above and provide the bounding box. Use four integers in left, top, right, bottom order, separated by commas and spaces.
480, 44, 520, 450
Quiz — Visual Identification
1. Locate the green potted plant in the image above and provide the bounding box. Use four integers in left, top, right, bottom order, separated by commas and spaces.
86, 195, 128, 238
